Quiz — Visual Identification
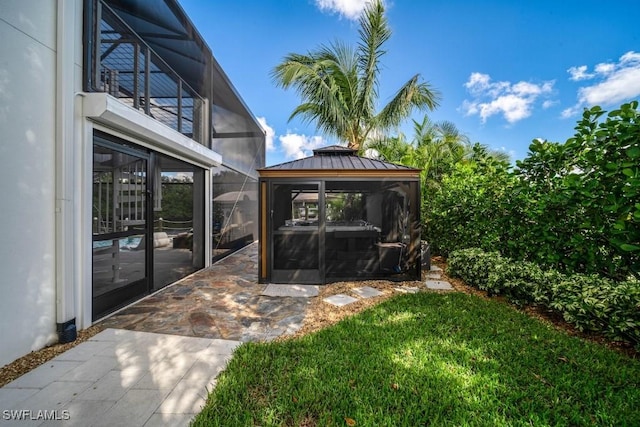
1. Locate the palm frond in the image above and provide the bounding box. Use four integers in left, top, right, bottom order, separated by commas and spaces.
356, 0, 390, 121
376, 75, 440, 131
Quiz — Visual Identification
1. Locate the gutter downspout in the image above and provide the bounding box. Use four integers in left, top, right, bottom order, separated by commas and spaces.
55, 0, 77, 342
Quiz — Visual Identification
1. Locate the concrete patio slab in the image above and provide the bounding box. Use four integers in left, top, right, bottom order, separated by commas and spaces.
261, 284, 320, 297
351, 286, 383, 298
1, 329, 240, 427
425, 280, 453, 290
323, 294, 358, 307
430, 265, 443, 272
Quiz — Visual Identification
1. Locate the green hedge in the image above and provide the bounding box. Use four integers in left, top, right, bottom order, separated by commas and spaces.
447, 248, 640, 348
424, 103, 640, 281
446, 248, 501, 290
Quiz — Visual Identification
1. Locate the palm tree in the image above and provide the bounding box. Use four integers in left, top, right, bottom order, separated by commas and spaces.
367, 116, 471, 190
411, 117, 468, 186
271, 0, 440, 152
364, 133, 412, 164
467, 143, 511, 164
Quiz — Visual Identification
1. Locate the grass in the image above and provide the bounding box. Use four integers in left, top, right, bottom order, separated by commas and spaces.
192, 293, 640, 426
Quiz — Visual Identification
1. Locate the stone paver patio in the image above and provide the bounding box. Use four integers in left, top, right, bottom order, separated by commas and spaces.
0, 243, 315, 427
98, 243, 311, 342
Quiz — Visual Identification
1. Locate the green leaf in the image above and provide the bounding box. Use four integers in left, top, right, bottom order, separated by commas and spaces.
620, 244, 640, 252
626, 146, 640, 159
622, 168, 635, 177
605, 162, 618, 170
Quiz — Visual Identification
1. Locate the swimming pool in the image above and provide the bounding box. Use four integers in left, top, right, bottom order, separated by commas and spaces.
93, 236, 142, 250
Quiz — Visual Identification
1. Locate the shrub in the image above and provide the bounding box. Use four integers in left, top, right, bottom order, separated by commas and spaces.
423, 154, 513, 257
446, 248, 502, 290
426, 102, 640, 281
448, 248, 640, 348
550, 275, 640, 345
487, 260, 545, 306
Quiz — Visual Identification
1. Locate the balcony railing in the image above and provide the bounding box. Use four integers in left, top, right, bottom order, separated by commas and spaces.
85, 0, 205, 144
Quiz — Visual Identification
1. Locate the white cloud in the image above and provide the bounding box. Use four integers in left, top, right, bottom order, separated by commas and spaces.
578, 66, 640, 105
512, 82, 541, 96
621, 51, 640, 63
462, 73, 555, 124
464, 72, 491, 93
363, 148, 380, 159
542, 100, 558, 109
567, 65, 593, 81
563, 51, 640, 118
561, 105, 581, 119
594, 63, 615, 75
279, 133, 325, 160
256, 117, 275, 151
314, 0, 375, 20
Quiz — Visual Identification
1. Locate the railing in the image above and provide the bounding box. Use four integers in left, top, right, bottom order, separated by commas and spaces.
92, 157, 147, 235
86, 0, 205, 143
154, 218, 192, 234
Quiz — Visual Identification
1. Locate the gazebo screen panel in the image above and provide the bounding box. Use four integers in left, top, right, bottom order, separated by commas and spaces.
323, 179, 419, 279
271, 182, 321, 283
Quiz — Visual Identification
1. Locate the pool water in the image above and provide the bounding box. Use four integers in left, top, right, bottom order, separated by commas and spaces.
93, 236, 142, 250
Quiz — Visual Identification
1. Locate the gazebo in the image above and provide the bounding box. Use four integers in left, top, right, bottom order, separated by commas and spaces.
258, 146, 421, 284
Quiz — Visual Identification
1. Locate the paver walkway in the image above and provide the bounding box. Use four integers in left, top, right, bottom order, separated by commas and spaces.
0, 329, 238, 427
0, 243, 313, 426
424, 264, 453, 290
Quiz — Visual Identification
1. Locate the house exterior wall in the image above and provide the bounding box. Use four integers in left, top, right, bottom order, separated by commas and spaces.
0, 0, 264, 367
0, 0, 62, 366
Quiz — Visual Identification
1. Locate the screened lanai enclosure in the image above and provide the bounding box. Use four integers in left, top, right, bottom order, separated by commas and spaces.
258, 146, 421, 284
86, 0, 264, 320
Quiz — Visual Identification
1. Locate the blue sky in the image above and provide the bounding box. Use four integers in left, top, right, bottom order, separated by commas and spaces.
180, 0, 640, 166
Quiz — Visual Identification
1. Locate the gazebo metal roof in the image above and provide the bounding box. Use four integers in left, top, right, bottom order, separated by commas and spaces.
258, 145, 420, 175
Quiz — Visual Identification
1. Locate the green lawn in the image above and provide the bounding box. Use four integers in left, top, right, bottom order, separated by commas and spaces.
192, 293, 640, 426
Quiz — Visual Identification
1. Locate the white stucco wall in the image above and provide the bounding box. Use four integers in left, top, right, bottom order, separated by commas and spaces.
0, 0, 221, 366
0, 0, 60, 366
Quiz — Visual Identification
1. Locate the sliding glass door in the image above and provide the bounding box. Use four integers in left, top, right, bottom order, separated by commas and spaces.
92, 132, 207, 319
92, 139, 150, 320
